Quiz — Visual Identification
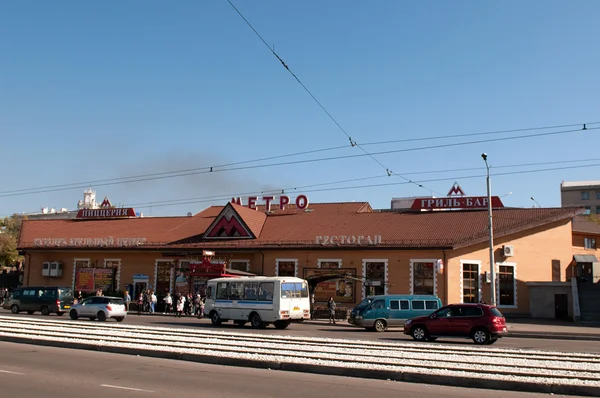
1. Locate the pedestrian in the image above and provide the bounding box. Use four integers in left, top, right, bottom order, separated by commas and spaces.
327, 296, 337, 324
75, 291, 83, 304
150, 290, 157, 313
163, 292, 173, 314
123, 291, 131, 312
197, 296, 205, 319
310, 293, 316, 320
176, 293, 185, 318
137, 293, 144, 315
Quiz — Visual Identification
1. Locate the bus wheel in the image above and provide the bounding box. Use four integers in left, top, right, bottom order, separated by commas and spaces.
210, 311, 222, 326
274, 320, 290, 330
250, 312, 265, 329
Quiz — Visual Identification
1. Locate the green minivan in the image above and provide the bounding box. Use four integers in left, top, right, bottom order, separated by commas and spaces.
2, 286, 74, 316
348, 294, 442, 332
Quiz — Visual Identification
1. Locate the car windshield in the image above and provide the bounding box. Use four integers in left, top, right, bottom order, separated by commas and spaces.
356, 298, 373, 309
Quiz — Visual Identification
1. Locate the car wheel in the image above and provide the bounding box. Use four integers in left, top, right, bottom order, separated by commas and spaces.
69, 310, 78, 320
274, 320, 290, 330
472, 328, 491, 345
41, 306, 50, 316
210, 311, 222, 326
115, 317, 124, 323
374, 319, 387, 332
411, 325, 428, 341
10, 305, 19, 314
97, 311, 107, 322
250, 312, 265, 329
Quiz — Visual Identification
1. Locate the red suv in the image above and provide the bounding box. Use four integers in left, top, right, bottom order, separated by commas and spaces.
403, 303, 508, 345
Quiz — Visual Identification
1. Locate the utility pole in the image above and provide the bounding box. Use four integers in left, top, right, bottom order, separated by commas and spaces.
482, 153, 496, 306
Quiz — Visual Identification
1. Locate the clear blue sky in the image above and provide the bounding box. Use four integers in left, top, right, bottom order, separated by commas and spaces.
1, 0, 599, 217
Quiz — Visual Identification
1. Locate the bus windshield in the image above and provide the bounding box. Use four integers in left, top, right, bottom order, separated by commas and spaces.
281, 282, 309, 299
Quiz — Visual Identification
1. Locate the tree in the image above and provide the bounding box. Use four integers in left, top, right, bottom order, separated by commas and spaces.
0, 214, 26, 267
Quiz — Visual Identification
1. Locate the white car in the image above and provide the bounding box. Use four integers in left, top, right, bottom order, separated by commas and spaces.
69, 296, 127, 322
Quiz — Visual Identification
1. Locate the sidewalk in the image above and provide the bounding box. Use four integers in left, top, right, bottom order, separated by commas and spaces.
130, 311, 600, 341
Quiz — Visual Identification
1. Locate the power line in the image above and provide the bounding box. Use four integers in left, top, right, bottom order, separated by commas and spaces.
0, 125, 596, 198
225, 0, 436, 191
124, 158, 600, 209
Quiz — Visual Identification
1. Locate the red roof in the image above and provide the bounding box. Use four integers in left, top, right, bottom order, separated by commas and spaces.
18, 202, 583, 250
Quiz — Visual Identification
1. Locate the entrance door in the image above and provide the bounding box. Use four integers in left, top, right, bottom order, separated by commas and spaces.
554, 294, 569, 320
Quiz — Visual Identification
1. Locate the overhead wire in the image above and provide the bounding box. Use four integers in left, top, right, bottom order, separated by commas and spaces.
99, 158, 600, 209
225, 0, 439, 192
122, 161, 600, 210
0, 125, 597, 198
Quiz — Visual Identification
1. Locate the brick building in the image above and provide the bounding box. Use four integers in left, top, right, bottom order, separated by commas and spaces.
17, 199, 582, 316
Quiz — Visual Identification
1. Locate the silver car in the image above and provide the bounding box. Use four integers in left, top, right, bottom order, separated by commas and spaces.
69, 296, 127, 322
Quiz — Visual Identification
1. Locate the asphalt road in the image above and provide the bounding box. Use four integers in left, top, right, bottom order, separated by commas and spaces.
2, 310, 599, 353
0, 341, 557, 398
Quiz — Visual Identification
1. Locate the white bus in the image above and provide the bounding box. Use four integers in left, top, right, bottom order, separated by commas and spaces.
204, 276, 311, 329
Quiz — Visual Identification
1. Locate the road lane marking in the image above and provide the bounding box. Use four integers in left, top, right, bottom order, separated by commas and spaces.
0, 370, 24, 375
100, 384, 154, 393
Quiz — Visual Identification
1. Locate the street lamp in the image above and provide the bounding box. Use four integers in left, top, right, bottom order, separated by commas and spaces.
531, 197, 541, 208
482, 153, 496, 306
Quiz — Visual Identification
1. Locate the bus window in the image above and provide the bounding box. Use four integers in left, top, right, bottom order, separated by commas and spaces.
281, 282, 309, 298
258, 282, 274, 301
216, 282, 229, 300
229, 282, 244, 300
206, 286, 213, 299
244, 282, 259, 300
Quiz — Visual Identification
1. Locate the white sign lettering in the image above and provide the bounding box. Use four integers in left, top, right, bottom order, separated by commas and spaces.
33, 236, 147, 248
315, 235, 382, 246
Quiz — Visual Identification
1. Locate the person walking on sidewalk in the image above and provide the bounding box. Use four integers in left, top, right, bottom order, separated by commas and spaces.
327, 297, 337, 324
150, 290, 157, 313
123, 291, 131, 312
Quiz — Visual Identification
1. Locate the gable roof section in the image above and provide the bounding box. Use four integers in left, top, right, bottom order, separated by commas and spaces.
572, 215, 600, 235
202, 203, 258, 239
17, 203, 583, 250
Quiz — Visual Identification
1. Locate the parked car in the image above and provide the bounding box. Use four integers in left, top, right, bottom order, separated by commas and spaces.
348, 294, 442, 332
403, 303, 508, 345
2, 286, 74, 316
69, 296, 127, 322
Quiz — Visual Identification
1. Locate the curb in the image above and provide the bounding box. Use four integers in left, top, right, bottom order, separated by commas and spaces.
1, 334, 598, 397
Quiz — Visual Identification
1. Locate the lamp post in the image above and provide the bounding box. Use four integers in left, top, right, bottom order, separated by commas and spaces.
482, 153, 496, 306
530, 197, 541, 208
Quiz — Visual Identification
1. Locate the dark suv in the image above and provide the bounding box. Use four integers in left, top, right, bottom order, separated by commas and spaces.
403, 303, 508, 345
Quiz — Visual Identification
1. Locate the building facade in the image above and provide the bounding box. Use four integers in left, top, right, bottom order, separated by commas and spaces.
561, 180, 600, 215
17, 197, 582, 317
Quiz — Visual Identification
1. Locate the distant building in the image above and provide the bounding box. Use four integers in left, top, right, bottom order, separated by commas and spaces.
560, 180, 600, 215
19, 188, 143, 220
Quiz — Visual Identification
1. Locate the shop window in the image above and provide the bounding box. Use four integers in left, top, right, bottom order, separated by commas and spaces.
582, 191, 590, 200
462, 263, 479, 303
179, 260, 190, 271
412, 262, 434, 295
318, 259, 341, 269
585, 238, 596, 249
596, 192, 600, 200
276, 260, 296, 277
229, 261, 249, 272
156, 261, 173, 295
498, 265, 516, 306
365, 261, 386, 296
